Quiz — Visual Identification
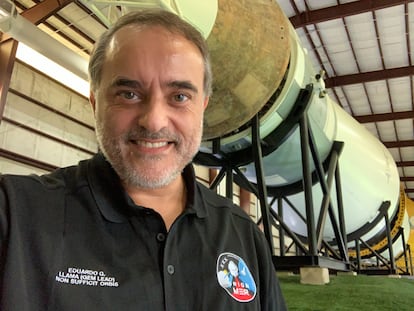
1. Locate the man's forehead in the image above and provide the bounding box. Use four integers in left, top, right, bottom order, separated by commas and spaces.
110, 24, 182, 46
105, 24, 199, 59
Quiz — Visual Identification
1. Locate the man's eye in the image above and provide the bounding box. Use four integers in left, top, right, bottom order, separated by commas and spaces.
121, 91, 137, 100
173, 93, 189, 102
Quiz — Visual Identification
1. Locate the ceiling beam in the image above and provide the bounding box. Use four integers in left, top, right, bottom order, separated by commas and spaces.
21, 0, 74, 24
1, 0, 74, 42
384, 140, 414, 148
396, 160, 414, 167
354, 110, 414, 123
324, 66, 414, 88
289, 0, 410, 28
401, 177, 414, 181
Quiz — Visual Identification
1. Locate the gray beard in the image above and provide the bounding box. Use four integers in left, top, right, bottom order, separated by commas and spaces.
95, 123, 200, 189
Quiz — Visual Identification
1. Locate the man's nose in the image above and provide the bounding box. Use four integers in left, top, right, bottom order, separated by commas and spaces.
138, 95, 169, 133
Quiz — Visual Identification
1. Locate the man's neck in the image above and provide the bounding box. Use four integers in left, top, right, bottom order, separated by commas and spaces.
125, 176, 187, 231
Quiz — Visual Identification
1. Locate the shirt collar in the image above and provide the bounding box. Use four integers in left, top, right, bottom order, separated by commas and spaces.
87, 153, 208, 223
182, 163, 208, 218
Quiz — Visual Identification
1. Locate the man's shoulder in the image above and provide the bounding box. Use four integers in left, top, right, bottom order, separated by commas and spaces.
0, 157, 91, 196
195, 182, 253, 222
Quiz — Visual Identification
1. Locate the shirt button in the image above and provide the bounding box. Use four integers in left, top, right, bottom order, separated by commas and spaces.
156, 233, 166, 242
167, 265, 175, 275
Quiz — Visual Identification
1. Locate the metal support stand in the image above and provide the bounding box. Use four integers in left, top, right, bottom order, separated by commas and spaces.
351, 204, 401, 275
198, 84, 352, 272
408, 245, 413, 276
299, 114, 317, 258
252, 113, 275, 254
272, 115, 350, 272
204, 113, 276, 254
384, 213, 396, 272
400, 227, 410, 275
355, 240, 361, 273
278, 198, 285, 257
225, 166, 233, 200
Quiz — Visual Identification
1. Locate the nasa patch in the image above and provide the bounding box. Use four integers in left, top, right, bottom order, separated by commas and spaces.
216, 252, 257, 302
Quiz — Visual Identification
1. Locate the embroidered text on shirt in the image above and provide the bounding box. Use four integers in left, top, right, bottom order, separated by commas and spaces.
55, 267, 119, 287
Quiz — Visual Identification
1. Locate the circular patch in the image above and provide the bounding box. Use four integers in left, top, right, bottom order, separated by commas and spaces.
216, 252, 257, 302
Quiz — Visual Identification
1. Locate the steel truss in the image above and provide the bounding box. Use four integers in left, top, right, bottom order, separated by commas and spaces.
197, 85, 352, 272
197, 84, 408, 275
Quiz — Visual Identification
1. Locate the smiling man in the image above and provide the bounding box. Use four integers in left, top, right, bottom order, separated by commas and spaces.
90, 23, 209, 229
0, 10, 287, 310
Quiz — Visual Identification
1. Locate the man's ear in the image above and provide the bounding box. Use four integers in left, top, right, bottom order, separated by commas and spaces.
203, 96, 209, 110
89, 91, 97, 114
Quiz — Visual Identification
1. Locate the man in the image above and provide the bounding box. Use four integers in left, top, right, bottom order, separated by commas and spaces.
0, 9, 287, 310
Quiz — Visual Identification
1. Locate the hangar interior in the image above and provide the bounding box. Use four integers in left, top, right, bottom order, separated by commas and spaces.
1, 0, 414, 283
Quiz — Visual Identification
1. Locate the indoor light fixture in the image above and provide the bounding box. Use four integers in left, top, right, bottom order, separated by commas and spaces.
16, 43, 90, 97
0, 0, 16, 30
0, 0, 88, 81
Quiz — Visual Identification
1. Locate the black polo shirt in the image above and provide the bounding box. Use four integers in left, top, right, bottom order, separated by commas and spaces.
0, 153, 286, 310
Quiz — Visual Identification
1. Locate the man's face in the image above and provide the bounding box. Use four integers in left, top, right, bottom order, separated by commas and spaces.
90, 25, 209, 189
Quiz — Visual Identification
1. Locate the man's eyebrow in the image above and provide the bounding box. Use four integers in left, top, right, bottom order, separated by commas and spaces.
110, 78, 199, 93
111, 78, 141, 88
168, 80, 199, 93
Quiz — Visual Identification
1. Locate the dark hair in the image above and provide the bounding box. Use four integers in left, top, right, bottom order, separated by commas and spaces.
88, 9, 212, 97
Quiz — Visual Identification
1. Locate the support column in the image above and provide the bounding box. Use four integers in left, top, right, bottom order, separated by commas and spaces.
239, 188, 251, 215
0, 35, 18, 121
299, 115, 317, 257
278, 198, 285, 256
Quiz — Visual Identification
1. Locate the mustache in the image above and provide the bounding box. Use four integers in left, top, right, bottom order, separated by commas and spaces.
126, 127, 180, 142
